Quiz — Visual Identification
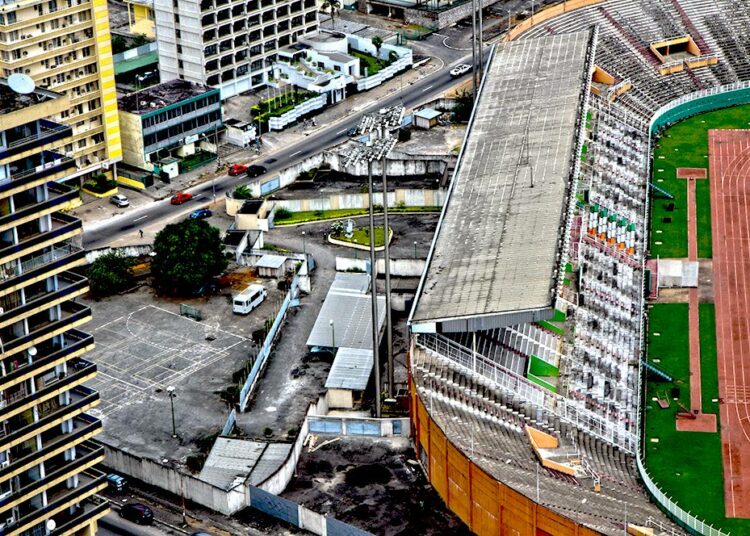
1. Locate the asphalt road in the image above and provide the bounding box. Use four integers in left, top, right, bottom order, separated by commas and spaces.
98, 513, 177, 536
83, 50, 485, 249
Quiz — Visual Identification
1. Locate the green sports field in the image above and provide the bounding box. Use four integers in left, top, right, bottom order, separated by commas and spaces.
645, 103, 750, 533
650, 102, 750, 259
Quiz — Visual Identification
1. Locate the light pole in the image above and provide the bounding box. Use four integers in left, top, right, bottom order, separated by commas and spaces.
329, 319, 335, 348
302, 230, 307, 269
414, 240, 417, 259
382, 155, 393, 398
367, 159, 382, 418
166, 386, 177, 438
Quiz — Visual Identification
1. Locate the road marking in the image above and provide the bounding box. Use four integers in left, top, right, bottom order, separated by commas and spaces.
421, 85, 434, 92
133, 215, 148, 222
336, 128, 348, 134
290, 150, 302, 157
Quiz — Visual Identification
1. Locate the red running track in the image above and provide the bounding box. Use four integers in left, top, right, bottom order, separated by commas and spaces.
710, 129, 750, 518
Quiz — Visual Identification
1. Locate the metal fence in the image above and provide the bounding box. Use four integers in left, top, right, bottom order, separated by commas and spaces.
221, 408, 236, 436
238, 269, 300, 411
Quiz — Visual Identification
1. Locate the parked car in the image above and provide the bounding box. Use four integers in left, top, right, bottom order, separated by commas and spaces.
450, 64, 472, 78
188, 208, 212, 220
190, 532, 214, 536
119, 503, 154, 525
106, 473, 127, 493
246, 165, 267, 177
170, 192, 193, 205
228, 164, 247, 176
109, 194, 129, 208
346, 127, 359, 137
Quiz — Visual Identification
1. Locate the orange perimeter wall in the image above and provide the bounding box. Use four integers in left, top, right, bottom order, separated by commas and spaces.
410, 378, 602, 536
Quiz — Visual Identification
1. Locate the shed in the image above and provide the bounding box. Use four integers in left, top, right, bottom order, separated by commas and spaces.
325, 347, 373, 409
413, 108, 441, 129
255, 254, 286, 278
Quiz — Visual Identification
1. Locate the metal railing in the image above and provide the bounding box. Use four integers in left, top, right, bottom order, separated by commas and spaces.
0, 243, 81, 281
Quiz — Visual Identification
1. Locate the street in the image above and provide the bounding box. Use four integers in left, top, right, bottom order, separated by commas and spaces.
83, 49, 488, 249
98, 513, 180, 536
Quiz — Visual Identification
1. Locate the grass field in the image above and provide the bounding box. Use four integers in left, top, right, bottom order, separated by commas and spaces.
650, 102, 750, 259
273, 206, 440, 225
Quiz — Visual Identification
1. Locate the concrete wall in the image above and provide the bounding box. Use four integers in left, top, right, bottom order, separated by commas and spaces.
326, 388, 354, 409
336, 257, 426, 277
277, 188, 445, 212
268, 94, 328, 131
101, 443, 246, 515
118, 110, 148, 171
85, 244, 153, 264
403, 0, 501, 31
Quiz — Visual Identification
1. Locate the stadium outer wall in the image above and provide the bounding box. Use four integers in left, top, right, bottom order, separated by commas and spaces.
409, 378, 600, 536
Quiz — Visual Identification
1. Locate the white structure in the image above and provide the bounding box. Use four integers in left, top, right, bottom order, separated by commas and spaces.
273, 30, 412, 103
232, 284, 267, 314
154, 0, 320, 98
224, 118, 258, 147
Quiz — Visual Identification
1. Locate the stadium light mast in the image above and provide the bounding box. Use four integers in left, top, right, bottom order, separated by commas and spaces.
471, 0, 478, 98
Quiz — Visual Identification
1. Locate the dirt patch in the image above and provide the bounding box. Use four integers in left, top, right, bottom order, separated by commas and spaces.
345, 464, 393, 486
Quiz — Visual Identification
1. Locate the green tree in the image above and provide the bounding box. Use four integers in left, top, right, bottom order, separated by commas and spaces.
453, 88, 474, 122
151, 220, 227, 295
88, 252, 136, 297
372, 36, 383, 57
131, 33, 150, 48
233, 185, 254, 199
112, 35, 128, 54
320, 0, 341, 26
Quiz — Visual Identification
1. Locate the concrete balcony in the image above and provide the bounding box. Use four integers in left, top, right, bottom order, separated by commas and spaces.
0, 212, 82, 266
0, 119, 72, 162
0, 151, 76, 199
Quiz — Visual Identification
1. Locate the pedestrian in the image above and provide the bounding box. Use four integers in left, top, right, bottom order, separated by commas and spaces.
139, 229, 144, 239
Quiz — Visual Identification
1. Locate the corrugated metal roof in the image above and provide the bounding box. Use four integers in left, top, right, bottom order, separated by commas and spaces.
255, 254, 286, 269
325, 347, 373, 390
306, 273, 385, 349
199, 438, 292, 489
414, 108, 441, 120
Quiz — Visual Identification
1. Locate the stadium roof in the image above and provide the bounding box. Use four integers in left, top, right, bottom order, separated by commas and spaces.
411, 30, 593, 330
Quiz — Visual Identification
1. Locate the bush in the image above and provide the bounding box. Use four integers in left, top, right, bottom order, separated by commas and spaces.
233, 185, 254, 199
84, 173, 116, 194
88, 252, 136, 297
275, 207, 292, 220
186, 453, 206, 472
263, 427, 273, 437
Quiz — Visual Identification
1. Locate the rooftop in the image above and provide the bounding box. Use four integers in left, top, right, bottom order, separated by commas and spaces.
238, 199, 265, 214
255, 254, 286, 269
200, 438, 292, 489
307, 273, 385, 350
0, 77, 61, 115
414, 108, 441, 120
118, 79, 216, 115
325, 347, 373, 391
412, 31, 593, 328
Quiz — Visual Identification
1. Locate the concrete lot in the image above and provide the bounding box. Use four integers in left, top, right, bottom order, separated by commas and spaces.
84, 281, 284, 461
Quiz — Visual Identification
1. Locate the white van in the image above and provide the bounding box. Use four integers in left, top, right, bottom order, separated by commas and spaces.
233, 284, 267, 314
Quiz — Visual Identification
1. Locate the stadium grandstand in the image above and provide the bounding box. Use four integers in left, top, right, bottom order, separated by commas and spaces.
408, 0, 750, 534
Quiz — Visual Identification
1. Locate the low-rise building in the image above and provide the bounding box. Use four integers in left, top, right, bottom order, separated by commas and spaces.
118, 80, 222, 178
225, 118, 258, 147
124, 0, 156, 38
413, 108, 441, 129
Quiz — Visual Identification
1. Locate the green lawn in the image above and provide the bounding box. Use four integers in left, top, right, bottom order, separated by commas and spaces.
644, 304, 750, 533
351, 50, 389, 76
650, 102, 750, 259
273, 206, 440, 225
331, 226, 390, 247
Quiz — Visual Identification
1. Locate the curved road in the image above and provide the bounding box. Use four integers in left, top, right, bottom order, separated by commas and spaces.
84, 52, 484, 248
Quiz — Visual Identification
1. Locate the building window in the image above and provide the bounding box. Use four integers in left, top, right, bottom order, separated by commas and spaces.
178, 60, 184, 69
78, 139, 86, 148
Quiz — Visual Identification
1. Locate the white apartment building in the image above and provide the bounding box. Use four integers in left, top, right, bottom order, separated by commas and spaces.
154, 0, 319, 98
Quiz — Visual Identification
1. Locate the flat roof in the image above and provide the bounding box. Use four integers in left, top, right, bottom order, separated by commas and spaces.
200, 438, 292, 489
0, 77, 61, 115
307, 273, 385, 349
114, 50, 158, 75
415, 108, 441, 120
255, 255, 286, 269
325, 347, 374, 390
118, 79, 215, 114
412, 31, 592, 325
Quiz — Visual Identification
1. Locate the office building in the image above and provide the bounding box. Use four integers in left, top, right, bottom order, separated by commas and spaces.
0, 75, 107, 535
154, 0, 319, 98
0, 0, 122, 182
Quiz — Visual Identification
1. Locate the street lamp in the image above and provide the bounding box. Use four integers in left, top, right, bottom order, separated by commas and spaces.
329, 319, 335, 348
414, 240, 418, 259
166, 386, 177, 438
302, 230, 307, 269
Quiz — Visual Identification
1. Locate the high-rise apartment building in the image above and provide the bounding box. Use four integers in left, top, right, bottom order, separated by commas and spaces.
154, 0, 319, 98
0, 76, 107, 536
0, 0, 122, 182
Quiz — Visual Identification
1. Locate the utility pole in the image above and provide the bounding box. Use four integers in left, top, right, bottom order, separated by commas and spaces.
477, 0, 483, 81
382, 155, 394, 398
471, 0, 478, 98
367, 160, 382, 418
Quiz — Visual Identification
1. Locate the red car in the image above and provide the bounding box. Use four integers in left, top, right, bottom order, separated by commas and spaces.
170, 192, 193, 205
228, 164, 247, 176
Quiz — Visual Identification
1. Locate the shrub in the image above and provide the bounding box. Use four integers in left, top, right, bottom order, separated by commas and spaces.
84, 173, 116, 194
88, 252, 136, 297
233, 185, 254, 199
275, 207, 292, 220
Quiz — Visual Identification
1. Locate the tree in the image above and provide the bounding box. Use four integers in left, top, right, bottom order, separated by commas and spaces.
321, 0, 341, 26
233, 185, 254, 199
453, 88, 474, 122
131, 33, 150, 48
372, 36, 383, 57
112, 35, 128, 54
151, 220, 227, 295
88, 252, 136, 297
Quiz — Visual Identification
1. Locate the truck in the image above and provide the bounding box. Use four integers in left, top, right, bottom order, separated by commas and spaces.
232, 284, 267, 314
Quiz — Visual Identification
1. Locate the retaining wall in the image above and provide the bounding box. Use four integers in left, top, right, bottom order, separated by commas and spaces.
336, 256, 426, 277
85, 244, 153, 264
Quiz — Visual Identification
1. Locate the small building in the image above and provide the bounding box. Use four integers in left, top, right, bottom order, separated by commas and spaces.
325, 347, 373, 409
224, 229, 263, 260
413, 108, 441, 130
255, 254, 287, 278
234, 198, 272, 231
118, 79, 222, 176
224, 118, 258, 147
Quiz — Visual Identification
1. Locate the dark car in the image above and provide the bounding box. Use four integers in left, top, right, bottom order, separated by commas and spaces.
347, 127, 359, 137
119, 503, 154, 525
188, 208, 212, 220
170, 192, 193, 205
246, 165, 267, 177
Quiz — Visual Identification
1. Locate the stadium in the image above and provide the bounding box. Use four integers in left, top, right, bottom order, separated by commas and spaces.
407, 0, 750, 534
